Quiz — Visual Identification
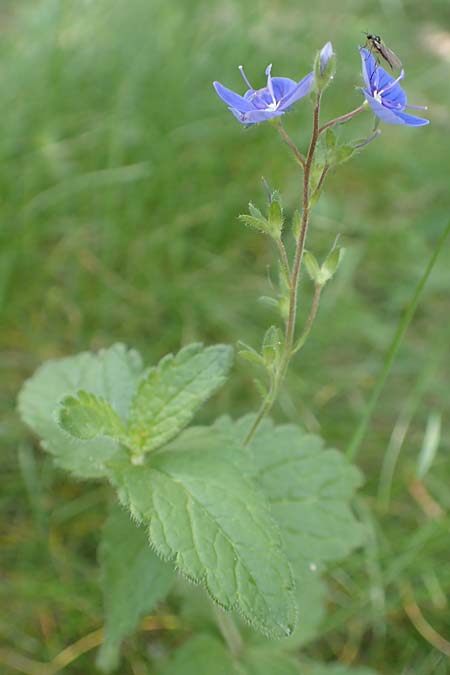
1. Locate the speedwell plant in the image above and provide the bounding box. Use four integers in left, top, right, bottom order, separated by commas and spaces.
18, 42, 428, 674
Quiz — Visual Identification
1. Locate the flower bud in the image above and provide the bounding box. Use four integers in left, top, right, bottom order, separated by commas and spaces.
314, 41, 336, 92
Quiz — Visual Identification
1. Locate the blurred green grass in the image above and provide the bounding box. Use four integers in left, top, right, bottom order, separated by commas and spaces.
1, 0, 449, 673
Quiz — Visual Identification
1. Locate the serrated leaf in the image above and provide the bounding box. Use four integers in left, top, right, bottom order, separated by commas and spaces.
238, 214, 270, 233
158, 634, 234, 675
97, 504, 175, 672
107, 426, 297, 638
18, 344, 143, 478
248, 202, 265, 221
58, 391, 127, 441
127, 343, 233, 455
245, 418, 365, 564
248, 561, 325, 650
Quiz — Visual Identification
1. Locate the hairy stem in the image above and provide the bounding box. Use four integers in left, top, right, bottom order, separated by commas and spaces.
318, 103, 366, 135
277, 121, 306, 168
292, 283, 322, 354
275, 237, 291, 282
244, 94, 322, 446
310, 164, 329, 203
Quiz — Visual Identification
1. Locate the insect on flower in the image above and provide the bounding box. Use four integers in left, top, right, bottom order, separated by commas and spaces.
359, 48, 429, 126
364, 33, 402, 70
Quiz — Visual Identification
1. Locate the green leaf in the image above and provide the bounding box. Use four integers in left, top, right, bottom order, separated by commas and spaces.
248, 202, 265, 221
268, 197, 284, 238
325, 128, 336, 150
97, 504, 175, 672
58, 391, 127, 441
18, 344, 143, 479
303, 251, 321, 283
321, 246, 345, 283
214, 416, 364, 648
159, 636, 303, 675
238, 647, 301, 675
158, 634, 234, 675
245, 418, 365, 564
238, 214, 270, 234
239, 350, 266, 367
237, 341, 265, 367
108, 426, 297, 638
292, 210, 301, 239
262, 326, 282, 366
127, 343, 233, 455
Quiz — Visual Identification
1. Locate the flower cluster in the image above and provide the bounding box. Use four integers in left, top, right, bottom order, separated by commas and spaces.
213, 42, 429, 129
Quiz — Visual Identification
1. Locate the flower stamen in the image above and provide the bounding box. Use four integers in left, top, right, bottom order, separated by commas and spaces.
238, 65, 254, 90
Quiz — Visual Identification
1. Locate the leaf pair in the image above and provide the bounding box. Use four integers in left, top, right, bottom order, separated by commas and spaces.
18, 343, 366, 672
18, 342, 234, 473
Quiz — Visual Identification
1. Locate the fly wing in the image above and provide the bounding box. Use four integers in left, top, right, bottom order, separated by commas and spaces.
380, 44, 402, 70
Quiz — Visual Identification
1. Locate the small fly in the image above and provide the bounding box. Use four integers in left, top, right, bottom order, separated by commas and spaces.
364, 33, 402, 70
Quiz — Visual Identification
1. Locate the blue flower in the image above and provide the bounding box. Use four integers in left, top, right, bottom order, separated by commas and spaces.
359, 48, 429, 127
213, 64, 314, 125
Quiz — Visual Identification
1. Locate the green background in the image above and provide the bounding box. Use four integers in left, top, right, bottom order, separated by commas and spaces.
1, 0, 449, 673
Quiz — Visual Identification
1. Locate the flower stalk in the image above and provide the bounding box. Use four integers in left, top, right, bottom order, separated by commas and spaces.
211, 41, 431, 448
244, 92, 323, 446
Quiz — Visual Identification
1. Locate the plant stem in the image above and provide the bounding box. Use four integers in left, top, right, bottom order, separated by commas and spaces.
275, 237, 291, 281
244, 94, 323, 446
310, 164, 329, 203
277, 121, 306, 169
292, 283, 322, 354
318, 103, 366, 135
213, 606, 244, 658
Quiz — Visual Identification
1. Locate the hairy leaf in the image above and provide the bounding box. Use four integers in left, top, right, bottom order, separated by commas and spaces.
108, 426, 297, 638
58, 391, 127, 441
18, 344, 142, 478
127, 343, 233, 454
218, 416, 365, 564
214, 415, 364, 647
97, 504, 175, 672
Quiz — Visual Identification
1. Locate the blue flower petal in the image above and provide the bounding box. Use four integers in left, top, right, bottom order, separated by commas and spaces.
363, 91, 406, 124
228, 107, 248, 124
279, 72, 314, 110
240, 108, 286, 124
376, 71, 407, 108
359, 48, 376, 92
213, 81, 254, 113
270, 77, 298, 101
363, 90, 429, 126
392, 110, 430, 126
